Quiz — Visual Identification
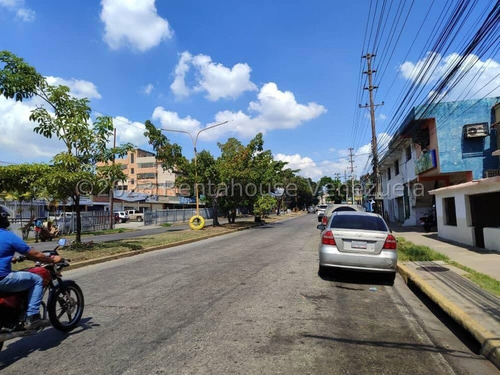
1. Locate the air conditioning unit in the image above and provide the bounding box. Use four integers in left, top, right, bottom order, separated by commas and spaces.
463, 123, 488, 139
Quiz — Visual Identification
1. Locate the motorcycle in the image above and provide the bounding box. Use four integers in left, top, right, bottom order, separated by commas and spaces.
0, 238, 84, 352
419, 209, 437, 232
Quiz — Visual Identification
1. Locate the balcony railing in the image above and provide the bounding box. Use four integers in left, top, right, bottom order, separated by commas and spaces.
485, 169, 500, 178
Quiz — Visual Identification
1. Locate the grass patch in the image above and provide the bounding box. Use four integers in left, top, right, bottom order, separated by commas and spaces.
160, 223, 172, 228
449, 261, 500, 297
397, 237, 450, 262
12, 221, 257, 270
87, 228, 132, 236
397, 237, 500, 296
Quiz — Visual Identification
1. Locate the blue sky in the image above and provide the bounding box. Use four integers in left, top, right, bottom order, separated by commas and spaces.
1, 0, 498, 180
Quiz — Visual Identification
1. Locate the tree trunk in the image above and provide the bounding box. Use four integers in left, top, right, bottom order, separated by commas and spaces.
276, 197, 282, 216
212, 198, 221, 227
75, 195, 81, 243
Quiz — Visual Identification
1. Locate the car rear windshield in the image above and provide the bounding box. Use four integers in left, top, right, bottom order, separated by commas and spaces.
330, 214, 388, 231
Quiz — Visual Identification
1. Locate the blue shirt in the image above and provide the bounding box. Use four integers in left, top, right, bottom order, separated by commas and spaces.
0, 228, 31, 277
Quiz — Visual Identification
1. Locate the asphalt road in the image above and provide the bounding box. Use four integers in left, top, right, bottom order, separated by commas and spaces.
1, 215, 497, 374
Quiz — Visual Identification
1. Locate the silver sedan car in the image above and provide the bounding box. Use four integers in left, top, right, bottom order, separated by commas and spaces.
317, 211, 397, 284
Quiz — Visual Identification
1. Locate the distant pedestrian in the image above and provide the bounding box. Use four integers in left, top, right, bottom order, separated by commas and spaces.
34, 218, 43, 243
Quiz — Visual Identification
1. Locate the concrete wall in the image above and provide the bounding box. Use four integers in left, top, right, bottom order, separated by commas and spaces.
415, 97, 500, 180
432, 178, 500, 250
380, 145, 421, 226
434, 192, 475, 246
484, 227, 500, 253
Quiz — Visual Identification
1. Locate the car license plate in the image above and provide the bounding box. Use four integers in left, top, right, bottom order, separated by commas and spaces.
351, 241, 367, 249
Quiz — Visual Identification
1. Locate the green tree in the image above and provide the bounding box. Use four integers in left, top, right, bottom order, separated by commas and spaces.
0, 163, 51, 239
217, 133, 287, 222
253, 194, 276, 221
0, 51, 132, 242
317, 175, 343, 203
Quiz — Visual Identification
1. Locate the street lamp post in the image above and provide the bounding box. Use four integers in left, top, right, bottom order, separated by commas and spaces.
161, 121, 228, 229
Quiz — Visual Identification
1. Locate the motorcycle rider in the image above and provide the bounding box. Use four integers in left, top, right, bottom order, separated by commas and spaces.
0, 205, 62, 330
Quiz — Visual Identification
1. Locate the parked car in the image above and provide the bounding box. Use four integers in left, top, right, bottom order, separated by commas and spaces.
316, 204, 329, 222
317, 211, 397, 284
126, 209, 144, 222
320, 204, 364, 226
114, 211, 129, 223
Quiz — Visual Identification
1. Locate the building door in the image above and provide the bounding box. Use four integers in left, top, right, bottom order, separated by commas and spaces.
469, 192, 500, 248
396, 197, 404, 223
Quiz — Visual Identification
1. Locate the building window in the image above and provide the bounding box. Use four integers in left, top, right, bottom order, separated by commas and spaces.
138, 162, 155, 168
387, 167, 391, 180
131, 168, 134, 175
130, 153, 135, 164
130, 178, 135, 185
444, 197, 457, 226
394, 160, 399, 176
406, 146, 412, 161
137, 172, 156, 180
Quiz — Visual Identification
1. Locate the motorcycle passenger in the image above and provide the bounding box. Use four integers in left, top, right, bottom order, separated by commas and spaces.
0, 206, 62, 330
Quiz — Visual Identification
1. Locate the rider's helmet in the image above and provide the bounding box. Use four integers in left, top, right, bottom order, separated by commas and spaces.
0, 205, 12, 229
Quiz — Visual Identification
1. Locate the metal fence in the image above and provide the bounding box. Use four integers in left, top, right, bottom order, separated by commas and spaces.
54, 211, 112, 234
144, 208, 214, 226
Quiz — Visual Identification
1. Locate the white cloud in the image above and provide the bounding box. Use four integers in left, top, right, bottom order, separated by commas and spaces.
100, 0, 173, 52
143, 83, 154, 95
200, 82, 326, 140
273, 133, 392, 181
16, 7, 34, 21
0, 97, 147, 163
151, 107, 202, 135
275, 154, 324, 180
170, 52, 192, 99
110, 116, 146, 146
45, 76, 102, 99
400, 52, 500, 100
0, 0, 35, 22
171, 51, 257, 101
0, 97, 65, 162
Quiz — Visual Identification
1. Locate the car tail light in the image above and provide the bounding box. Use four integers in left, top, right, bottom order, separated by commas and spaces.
383, 234, 397, 250
321, 215, 328, 225
322, 230, 336, 246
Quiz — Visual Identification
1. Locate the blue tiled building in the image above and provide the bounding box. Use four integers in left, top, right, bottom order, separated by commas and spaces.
378, 97, 499, 228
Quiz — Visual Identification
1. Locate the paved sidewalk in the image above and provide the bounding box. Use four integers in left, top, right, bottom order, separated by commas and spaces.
392, 226, 500, 281
392, 226, 500, 369
398, 261, 500, 369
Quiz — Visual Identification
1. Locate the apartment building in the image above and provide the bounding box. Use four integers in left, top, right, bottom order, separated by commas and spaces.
114, 149, 177, 197
378, 97, 500, 238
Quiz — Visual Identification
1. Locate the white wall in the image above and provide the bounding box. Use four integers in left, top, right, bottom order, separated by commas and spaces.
379, 145, 419, 226
433, 178, 500, 251
484, 227, 500, 252
434, 193, 475, 246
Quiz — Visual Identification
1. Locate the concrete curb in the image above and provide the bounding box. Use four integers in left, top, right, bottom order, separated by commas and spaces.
397, 262, 500, 369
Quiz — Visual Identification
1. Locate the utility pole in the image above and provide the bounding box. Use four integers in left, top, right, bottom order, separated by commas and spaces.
359, 53, 384, 203
348, 147, 355, 204
109, 127, 116, 229
344, 170, 349, 203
